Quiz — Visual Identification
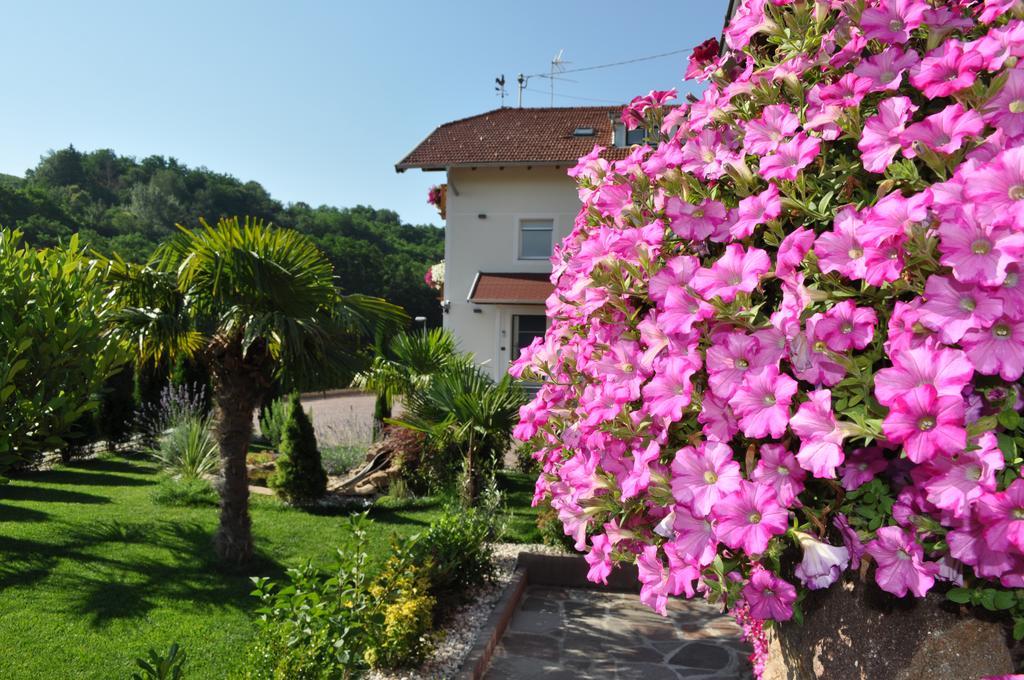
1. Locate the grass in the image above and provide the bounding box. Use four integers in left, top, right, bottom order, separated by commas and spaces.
0, 454, 539, 679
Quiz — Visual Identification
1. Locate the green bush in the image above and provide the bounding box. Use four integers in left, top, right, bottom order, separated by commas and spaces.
131, 642, 186, 680
268, 394, 326, 504
257, 397, 289, 450
319, 443, 364, 475
151, 477, 218, 507
363, 544, 436, 670
413, 505, 496, 612
0, 228, 124, 471
150, 416, 219, 480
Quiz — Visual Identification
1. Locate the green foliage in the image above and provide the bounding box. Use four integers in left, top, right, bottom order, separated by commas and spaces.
3, 146, 444, 325
151, 477, 219, 508
150, 416, 219, 480
363, 544, 436, 670
257, 397, 290, 450
355, 328, 466, 410
319, 443, 366, 475
0, 228, 124, 470
536, 497, 576, 552
268, 394, 327, 504
131, 642, 186, 680
412, 502, 498, 610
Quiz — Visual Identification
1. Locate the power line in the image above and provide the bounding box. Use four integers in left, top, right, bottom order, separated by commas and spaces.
520, 87, 623, 105
528, 47, 692, 79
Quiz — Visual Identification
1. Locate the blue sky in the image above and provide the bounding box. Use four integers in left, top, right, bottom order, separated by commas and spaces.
0, 1, 728, 227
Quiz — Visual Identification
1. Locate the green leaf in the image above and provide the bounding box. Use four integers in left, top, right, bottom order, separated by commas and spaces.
994, 590, 1016, 610
946, 587, 971, 604
1014, 618, 1024, 641
999, 409, 1022, 431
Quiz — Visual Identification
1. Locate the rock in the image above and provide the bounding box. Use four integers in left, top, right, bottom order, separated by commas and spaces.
762, 577, 1013, 680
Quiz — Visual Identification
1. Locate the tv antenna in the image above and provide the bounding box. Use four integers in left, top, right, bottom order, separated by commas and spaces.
549, 49, 570, 106
495, 74, 507, 107
516, 73, 529, 108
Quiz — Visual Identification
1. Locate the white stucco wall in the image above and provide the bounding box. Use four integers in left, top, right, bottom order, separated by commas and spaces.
442, 165, 582, 380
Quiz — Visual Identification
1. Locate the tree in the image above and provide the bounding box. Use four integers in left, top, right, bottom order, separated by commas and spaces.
105, 217, 405, 565
269, 393, 327, 504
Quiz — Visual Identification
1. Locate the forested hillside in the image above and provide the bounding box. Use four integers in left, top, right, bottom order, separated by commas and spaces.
0, 146, 444, 324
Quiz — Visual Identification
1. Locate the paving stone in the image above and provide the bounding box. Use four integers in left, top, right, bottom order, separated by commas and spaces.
519, 596, 561, 613
508, 608, 563, 635
493, 632, 561, 661
670, 641, 733, 670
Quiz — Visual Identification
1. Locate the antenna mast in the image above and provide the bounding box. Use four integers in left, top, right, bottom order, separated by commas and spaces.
549, 49, 570, 105
516, 73, 527, 108
495, 74, 507, 107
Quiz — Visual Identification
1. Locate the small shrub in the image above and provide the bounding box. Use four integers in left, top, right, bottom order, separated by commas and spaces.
257, 397, 290, 450
319, 444, 364, 475
150, 416, 219, 480
413, 504, 497, 611
363, 545, 436, 670
136, 383, 208, 447
151, 477, 218, 507
268, 393, 326, 504
131, 642, 185, 680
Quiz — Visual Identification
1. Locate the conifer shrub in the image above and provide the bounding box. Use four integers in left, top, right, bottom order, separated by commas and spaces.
269, 393, 327, 504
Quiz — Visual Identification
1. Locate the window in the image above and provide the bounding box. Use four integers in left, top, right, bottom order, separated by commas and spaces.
512, 315, 547, 360
519, 218, 553, 260
625, 126, 647, 145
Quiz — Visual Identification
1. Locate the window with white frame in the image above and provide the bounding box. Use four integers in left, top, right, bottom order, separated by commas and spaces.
519, 218, 554, 260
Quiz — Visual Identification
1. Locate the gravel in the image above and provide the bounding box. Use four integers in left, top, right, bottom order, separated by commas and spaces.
366, 542, 569, 680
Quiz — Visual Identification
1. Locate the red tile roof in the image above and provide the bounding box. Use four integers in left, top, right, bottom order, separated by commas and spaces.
468, 272, 553, 304
396, 107, 631, 170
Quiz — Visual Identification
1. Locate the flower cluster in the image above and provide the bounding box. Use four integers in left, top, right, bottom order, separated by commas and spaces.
512, 0, 1024, 668
426, 185, 444, 208
424, 260, 444, 292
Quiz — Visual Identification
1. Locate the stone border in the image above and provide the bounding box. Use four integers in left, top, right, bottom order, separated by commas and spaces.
457, 551, 642, 679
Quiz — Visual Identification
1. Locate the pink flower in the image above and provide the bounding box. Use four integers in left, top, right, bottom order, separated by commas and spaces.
759, 133, 821, 181
743, 104, 800, 156
586, 534, 614, 585
648, 255, 699, 304
691, 244, 771, 303
730, 365, 799, 439
665, 197, 728, 240
920, 275, 1004, 344
671, 441, 743, 517
671, 506, 718, 567
861, 0, 928, 43
742, 567, 796, 620
686, 37, 721, 82
790, 389, 845, 479
834, 513, 866, 568
859, 96, 918, 173
961, 315, 1024, 381
815, 207, 868, 279
620, 442, 662, 501
699, 393, 740, 442
637, 545, 671, 615
963, 146, 1024, 226
714, 481, 789, 555
776, 226, 815, 279
707, 332, 772, 400
815, 73, 872, 108
978, 479, 1024, 553
813, 301, 878, 352
751, 443, 806, 507
725, 0, 774, 50
854, 47, 919, 91
874, 344, 974, 407
982, 67, 1024, 137
642, 355, 699, 421
923, 433, 1003, 518
910, 41, 984, 99
902, 103, 984, 157
794, 532, 850, 590
839, 447, 889, 491
865, 526, 938, 597
938, 208, 1024, 286
731, 184, 781, 239
882, 385, 967, 464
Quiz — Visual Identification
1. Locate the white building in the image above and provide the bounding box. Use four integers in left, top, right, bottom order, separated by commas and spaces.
397, 107, 634, 380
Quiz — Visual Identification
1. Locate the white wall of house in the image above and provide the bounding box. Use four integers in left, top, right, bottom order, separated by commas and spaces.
442, 165, 581, 380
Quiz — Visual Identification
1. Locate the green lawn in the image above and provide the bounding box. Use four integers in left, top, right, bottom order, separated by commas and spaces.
0, 454, 539, 679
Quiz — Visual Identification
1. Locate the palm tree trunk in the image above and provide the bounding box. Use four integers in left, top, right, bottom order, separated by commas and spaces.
213, 371, 260, 566
463, 432, 476, 506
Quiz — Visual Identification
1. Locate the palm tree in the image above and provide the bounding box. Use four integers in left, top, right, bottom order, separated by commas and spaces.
104, 217, 405, 565
391, 361, 525, 504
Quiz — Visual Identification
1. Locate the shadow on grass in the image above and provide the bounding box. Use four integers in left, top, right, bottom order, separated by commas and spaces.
71, 457, 153, 475
0, 485, 111, 505
0, 503, 51, 523
28, 468, 154, 488
0, 517, 287, 627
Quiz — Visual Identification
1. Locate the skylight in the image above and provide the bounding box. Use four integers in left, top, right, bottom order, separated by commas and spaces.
573, 126, 595, 136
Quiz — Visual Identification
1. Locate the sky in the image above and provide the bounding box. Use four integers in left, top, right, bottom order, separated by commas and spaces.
0, 1, 729, 228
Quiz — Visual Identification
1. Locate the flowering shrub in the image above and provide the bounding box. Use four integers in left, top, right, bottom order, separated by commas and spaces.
511, 0, 1024, 672
424, 260, 445, 291
427, 184, 446, 219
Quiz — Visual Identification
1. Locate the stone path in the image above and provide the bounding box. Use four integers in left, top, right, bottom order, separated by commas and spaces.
484, 586, 752, 679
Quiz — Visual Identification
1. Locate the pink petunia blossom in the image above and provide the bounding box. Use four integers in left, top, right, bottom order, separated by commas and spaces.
812, 301, 878, 353
725, 0, 774, 50
977, 479, 1024, 554
834, 513, 866, 569
775, 226, 815, 280
637, 545, 672, 615
699, 392, 740, 442
759, 133, 821, 181
860, 0, 928, 43
814, 73, 873, 108
743, 567, 796, 620
963, 146, 1024, 226
859, 96, 918, 173
873, 344, 974, 407
730, 365, 799, 439
882, 385, 967, 464
691, 244, 771, 303
920, 274, 1004, 345
839, 447, 889, 491
910, 41, 985, 99
671, 506, 718, 567
939, 208, 1024, 287
671, 441, 743, 517
983, 67, 1024, 138
743, 104, 800, 156
854, 47, 919, 91
901, 103, 985, 158
620, 442, 662, 501
922, 433, 1003, 518
751, 443, 806, 507
665, 197, 728, 241
707, 331, 773, 400
585, 534, 614, 585
714, 481, 789, 555
961, 315, 1024, 381
866, 526, 939, 597
815, 206, 868, 279
794, 532, 850, 590
790, 388, 845, 479
731, 184, 782, 239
